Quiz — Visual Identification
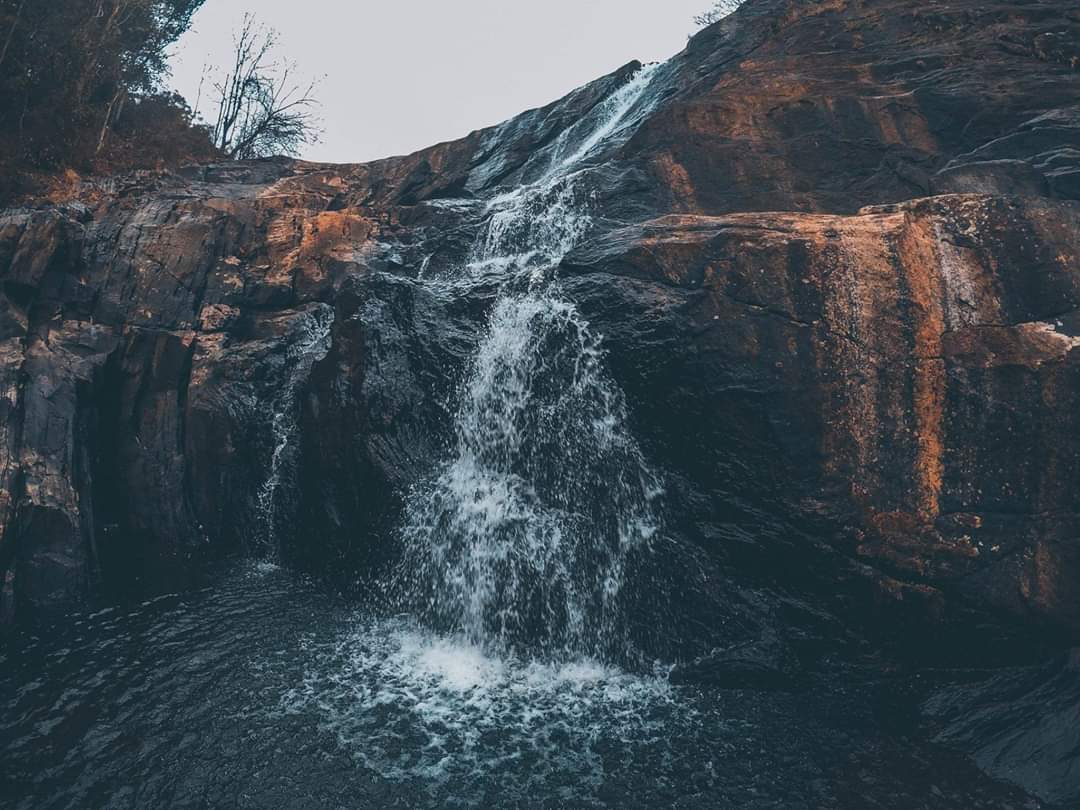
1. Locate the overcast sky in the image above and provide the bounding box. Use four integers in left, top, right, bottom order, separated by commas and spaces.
169, 0, 708, 164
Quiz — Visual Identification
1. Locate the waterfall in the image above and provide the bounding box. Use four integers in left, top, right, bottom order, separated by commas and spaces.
395, 64, 664, 660
282, 64, 677, 788
256, 304, 335, 558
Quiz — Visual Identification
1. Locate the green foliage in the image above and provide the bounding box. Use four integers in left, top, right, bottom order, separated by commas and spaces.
0, 0, 217, 187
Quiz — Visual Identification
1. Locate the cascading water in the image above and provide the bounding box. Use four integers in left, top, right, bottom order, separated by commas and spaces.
0, 60, 1028, 810
396, 296, 661, 658
256, 304, 335, 558
394, 63, 665, 661
286, 62, 682, 794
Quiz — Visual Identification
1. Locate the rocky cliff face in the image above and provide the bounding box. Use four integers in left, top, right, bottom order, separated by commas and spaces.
1, 0, 1078, 741
3, 0, 1078, 798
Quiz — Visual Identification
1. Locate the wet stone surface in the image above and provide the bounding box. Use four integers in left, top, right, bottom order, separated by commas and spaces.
0, 564, 1053, 810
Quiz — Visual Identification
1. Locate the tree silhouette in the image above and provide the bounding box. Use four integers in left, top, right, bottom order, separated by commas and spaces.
210, 15, 321, 160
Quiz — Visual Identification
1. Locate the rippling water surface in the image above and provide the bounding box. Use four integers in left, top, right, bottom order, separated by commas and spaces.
0, 563, 1040, 809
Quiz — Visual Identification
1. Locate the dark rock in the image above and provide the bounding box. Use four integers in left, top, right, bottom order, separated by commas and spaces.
671, 629, 802, 689
0, 0, 1075, 675
0, 3, 1077, 801
924, 650, 1080, 807
931, 159, 1051, 196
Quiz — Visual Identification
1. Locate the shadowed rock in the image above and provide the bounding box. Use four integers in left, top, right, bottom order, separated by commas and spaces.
0, 2, 1078, 799
0, 0, 1076, 641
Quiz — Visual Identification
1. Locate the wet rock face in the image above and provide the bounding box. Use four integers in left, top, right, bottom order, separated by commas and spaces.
565, 195, 1080, 657
636, 0, 1080, 214
0, 0, 1077, 662
924, 649, 1080, 807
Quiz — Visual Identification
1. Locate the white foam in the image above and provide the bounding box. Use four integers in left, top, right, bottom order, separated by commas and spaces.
393, 64, 666, 659
547, 62, 663, 176
247, 560, 283, 577
282, 620, 675, 789
397, 293, 662, 657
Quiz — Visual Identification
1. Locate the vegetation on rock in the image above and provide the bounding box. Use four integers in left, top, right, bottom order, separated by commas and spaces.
0, 1, 218, 200
0, 1, 320, 203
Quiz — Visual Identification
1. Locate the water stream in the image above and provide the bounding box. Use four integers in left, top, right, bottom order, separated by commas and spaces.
282, 62, 677, 786
0, 65, 1036, 810
0, 563, 1031, 809
256, 304, 335, 558
393, 62, 664, 658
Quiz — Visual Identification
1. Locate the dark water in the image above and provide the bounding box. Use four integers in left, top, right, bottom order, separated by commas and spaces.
0, 562, 1043, 809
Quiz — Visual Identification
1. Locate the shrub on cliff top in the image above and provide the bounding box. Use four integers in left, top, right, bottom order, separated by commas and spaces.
0, 0, 219, 199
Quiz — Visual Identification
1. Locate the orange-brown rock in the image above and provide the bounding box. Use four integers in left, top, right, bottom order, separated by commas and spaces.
564, 193, 1080, 646
0, 0, 1077, 668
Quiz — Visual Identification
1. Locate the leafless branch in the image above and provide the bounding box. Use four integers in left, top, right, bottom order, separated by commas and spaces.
210, 14, 321, 159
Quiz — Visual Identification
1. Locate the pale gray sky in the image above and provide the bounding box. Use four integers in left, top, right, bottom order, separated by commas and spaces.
169, 0, 707, 163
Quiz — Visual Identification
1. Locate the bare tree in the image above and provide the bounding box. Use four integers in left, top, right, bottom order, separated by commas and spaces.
210, 14, 320, 160
694, 0, 744, 27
